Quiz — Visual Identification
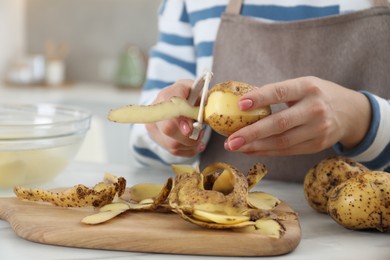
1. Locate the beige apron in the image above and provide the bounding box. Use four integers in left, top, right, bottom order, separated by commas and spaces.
200, 0, 390, 182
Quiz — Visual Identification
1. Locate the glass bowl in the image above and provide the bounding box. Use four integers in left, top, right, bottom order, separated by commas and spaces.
0, 103, 92, 188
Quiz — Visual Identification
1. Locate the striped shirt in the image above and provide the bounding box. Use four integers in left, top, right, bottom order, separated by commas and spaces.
130, 0, 390, 171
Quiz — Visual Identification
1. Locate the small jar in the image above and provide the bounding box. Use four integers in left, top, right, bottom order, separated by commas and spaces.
46, 59, 65, 86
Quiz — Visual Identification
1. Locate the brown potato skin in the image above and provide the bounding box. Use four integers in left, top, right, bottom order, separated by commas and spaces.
303, 156, 368, 213
327, 171, 390, 231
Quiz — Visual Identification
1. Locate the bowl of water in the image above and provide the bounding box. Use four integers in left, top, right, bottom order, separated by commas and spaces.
0, 103, 91, 188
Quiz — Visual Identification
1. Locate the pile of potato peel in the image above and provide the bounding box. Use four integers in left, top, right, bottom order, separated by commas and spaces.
304, 156, 390, 232
13, 162, 297, 239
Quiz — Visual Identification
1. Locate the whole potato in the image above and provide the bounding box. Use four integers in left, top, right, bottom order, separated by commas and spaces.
303, 156, 368, 213
327, 171, 390, 231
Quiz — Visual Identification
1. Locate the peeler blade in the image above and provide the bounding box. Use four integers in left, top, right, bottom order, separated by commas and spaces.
188, 70, 213, 140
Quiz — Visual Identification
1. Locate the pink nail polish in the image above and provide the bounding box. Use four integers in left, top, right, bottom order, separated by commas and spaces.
199, 143, 206, 152
238, 99, 253, 110
227, 137, 245, 150
224, 140, 230, 151
180, 121, 191, 135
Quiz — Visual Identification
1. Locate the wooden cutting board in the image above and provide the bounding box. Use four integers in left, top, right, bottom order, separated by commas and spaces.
0, 197, 301, 256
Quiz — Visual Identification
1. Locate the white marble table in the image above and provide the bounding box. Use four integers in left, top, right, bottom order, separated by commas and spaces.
0, 161, 389, 260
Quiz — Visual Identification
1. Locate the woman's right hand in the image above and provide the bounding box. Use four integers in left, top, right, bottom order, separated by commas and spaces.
145, 80, 206, 157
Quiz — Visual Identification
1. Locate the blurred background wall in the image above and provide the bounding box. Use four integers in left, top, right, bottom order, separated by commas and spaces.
21, 0, 160, 84
0, 0, 25, 79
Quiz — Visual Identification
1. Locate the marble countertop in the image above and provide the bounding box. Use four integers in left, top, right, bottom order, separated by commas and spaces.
0, 161, 388, 260
0, 82, 141, 105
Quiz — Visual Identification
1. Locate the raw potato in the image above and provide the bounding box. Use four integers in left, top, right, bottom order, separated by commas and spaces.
108, 81, 271, 136
204, 81, 271, 136
303, 156, 368, 213
327, 171, 390, 231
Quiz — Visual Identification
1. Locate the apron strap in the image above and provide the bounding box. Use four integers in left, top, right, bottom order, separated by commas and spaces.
226, 0, 243, 14
226, 0, 388, 14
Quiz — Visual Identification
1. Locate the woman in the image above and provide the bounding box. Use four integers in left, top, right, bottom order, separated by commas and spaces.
130, 0, 390, 182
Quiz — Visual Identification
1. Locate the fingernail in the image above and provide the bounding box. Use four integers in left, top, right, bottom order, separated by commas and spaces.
180, 120, 191, 135
198, 143, 206, 152
238, 99, 254, 110
224, 140, 230, 151
225, 137, 245, 151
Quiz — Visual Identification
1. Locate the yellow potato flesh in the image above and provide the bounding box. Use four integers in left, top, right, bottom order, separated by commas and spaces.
204, 91, 270, 136
247, 191, 281, 210
211, 169, 235, 195
128, 183, 164, 202
81, 210, 127, 225
108, 97, 199, 123
192, 209, 250, 224
254, 218, 284, 239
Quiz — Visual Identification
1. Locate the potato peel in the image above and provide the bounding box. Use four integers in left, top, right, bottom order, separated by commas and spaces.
108, 97, 199, 123
14, 174, 126, 208
168, 161, 291, 238
246, 163, 268, 191
13, 161, 294, 238
247, 191, 281, 210
82, 209, 128, 225
127, 183, 164, 202
80, 177, 174, 225
169, 162, 249, 217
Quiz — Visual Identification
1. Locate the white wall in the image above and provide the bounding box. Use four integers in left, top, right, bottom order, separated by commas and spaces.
0, 0, 25, 80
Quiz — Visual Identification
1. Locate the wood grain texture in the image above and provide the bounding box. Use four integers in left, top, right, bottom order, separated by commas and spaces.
0, 197, 301, 256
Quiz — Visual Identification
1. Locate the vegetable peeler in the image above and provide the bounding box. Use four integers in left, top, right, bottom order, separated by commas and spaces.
187, 70, 213, 140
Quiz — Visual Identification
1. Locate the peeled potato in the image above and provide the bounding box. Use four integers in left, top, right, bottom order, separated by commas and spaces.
327, 171, 390, 231
203, 81, 271, 136
303, 156, 368, 213
108, 81, 271, 136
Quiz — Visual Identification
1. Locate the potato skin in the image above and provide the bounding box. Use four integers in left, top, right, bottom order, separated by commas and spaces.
327, 171, 390, 231
303, 156, 368, 213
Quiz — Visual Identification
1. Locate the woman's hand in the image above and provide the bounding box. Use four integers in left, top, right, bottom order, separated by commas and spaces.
224, 76, 371, 156
145, 80, 205, 157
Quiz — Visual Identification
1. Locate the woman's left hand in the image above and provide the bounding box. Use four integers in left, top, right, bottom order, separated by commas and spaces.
224, 76, 371, 156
